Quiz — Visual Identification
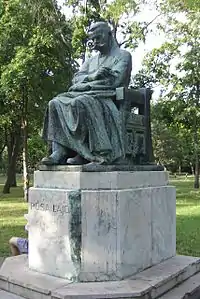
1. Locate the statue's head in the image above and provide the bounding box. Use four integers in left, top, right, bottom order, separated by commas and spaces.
87, 22, 112, 52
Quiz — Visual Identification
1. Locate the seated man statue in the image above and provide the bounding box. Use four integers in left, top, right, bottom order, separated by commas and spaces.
41, 21, 132, 166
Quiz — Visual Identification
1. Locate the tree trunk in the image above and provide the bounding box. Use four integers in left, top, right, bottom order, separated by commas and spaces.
3, 130, 21, 194
193, 114, 199, 188
194, 82, 200, 189
10, 174, 17, 187
178, 163, 181, 175
22, 121, 29, 202
194, 155, 199, 188
22, 86, 29, 202
190, 162, 195, 175
6, 131, 17, 187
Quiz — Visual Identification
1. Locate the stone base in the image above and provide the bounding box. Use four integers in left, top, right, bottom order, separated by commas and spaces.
38, 164, 164, 172
1, 255, 200, 299
28, 170, 176, 281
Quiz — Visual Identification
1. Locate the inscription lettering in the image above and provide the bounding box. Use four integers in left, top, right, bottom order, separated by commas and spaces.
30, 201, 69, 214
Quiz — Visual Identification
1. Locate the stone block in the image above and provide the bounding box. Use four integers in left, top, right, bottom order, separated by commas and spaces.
28, 188, 81, 281
0, 255, 69, 299
34, 170, 169, 190
0, 290, 25, 299
28, 169, 175, 281
151, 187, 176, 265
134, 255, 200, 298
80, 186, 175, 282
80, 188, 152, 281
1, 255, 200, 299
158, 271, 200, 299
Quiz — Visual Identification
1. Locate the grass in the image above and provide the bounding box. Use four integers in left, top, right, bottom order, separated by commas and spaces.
174, 176, 200, 256
0, 174, 200, 257
0, 175, 27, 256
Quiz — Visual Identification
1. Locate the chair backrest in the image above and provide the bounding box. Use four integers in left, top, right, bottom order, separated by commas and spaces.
115, 87, 154, 163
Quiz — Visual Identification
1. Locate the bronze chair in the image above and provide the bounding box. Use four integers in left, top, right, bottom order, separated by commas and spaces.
116, 87, 154, 164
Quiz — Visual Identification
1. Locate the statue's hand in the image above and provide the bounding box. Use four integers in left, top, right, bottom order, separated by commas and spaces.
88, 67, 111, 82
96, 67, 111, 78
69, 83, 91, 92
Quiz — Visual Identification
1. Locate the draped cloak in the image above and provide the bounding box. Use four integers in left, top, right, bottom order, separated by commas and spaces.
42, 45, 132, 163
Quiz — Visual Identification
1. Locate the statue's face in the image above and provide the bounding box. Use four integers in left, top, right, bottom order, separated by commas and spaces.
88, 29, 109, 52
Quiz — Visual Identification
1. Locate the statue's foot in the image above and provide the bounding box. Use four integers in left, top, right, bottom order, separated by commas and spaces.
41, 156, 59, 165
41, 150, 67, 165
67, 155, 89, 165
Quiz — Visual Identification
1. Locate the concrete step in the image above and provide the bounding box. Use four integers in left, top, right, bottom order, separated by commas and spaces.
0, 289, 25, 299
0, 255, 200, 299
158, 272, 200, 299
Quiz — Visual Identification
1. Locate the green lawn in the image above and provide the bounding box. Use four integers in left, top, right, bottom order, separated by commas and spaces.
173, 177, 200, 257
0, 175, 27, 256
0, 175, 200, 257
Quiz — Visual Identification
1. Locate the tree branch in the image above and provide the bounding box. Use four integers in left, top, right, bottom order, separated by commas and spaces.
119, 13, 164, 47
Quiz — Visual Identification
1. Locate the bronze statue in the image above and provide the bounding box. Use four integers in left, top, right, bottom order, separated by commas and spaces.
41, 22, 132, 165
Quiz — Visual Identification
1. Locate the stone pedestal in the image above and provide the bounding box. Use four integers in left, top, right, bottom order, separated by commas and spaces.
28, 167, 176, 282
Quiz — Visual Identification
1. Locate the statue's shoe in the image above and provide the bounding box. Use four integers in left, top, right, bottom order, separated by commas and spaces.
67, 155, 89, 165
41, 156, 60, 165
41, 149, 68, 165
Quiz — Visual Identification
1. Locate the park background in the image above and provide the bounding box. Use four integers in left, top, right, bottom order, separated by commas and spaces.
0, 0, 200, 257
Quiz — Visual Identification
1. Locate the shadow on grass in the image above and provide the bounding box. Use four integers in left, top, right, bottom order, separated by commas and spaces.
176, 203, 199, 208
0, 186, 24, 200
0, 209, 27, 219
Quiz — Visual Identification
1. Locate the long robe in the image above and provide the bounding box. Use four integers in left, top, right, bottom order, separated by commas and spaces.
42, 45, 132, 163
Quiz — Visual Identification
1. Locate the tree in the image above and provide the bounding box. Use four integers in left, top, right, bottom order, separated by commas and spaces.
151, 100, 195, 173
159, 0, 200, 13
64, 0, 159, 61
0, 0, 75, 196
139, 11, 200, 187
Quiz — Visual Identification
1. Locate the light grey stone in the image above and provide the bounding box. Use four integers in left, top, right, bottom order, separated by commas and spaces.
1, 255, 200, 299
151, 186, 176, 264
28, 170, 176, 282
0, 290, 25, 299
118, 189, 152, 277
158, 271, 200, 298
28, 178, 176, 281
80, 188, 152, 281
80, 186, 175, 282
51, 279, 152, 299
0, 255, 70, 299
0, 278, 9, 292
52, 256, 200, 299
28, 189, 81, 281
34, 170, 169, 190
80, 190, 120, 281
133, 255, 200, 298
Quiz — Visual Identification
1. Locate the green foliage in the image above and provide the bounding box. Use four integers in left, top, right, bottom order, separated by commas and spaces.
0, 0, 75, 128
0, 0, 76, 171
151, 101, 195, 171
159, 0, 200, 13
64, 0, 153, 60
27, 135, 47, 170
140, 10, 200, 182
